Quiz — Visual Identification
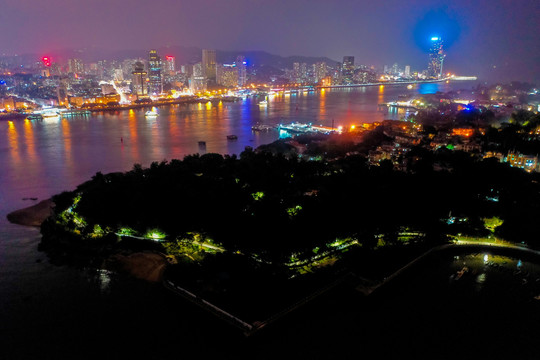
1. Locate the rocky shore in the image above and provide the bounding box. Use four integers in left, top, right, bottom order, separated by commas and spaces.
7, 199, 168, 282
6, 199, 55, 227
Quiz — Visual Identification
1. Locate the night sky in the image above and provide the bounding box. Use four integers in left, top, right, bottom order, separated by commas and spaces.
1, 0, 539, 83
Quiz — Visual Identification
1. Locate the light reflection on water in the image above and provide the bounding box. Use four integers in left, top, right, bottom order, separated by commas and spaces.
0, 82, 473, 218
4, 81, 540, 359
446, 252, 540, 300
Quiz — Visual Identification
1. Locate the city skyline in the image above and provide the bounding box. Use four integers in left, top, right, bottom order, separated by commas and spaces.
1, 0, 538, 83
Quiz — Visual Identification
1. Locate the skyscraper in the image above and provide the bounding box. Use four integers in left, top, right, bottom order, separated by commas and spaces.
202, 49, 217, 84
313, 62, 327, 84
391, 63, 399, 75
165, 55, 176, 75
404, 65, 411, 78
148, 49, 162, 95
132, 61, 147, 98
235, 55, 247, 87
216, 64, 238, 88
68, 58, 84, 75
428, 37, 446, 79
190, 63, 207, 93
292, 62, 301, 83
342, 56, 355, 84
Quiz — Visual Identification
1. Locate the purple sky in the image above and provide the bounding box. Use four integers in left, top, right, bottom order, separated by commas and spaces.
1, 0, 539, 82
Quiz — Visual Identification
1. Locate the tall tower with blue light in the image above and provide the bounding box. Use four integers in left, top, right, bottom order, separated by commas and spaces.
428, 37, 446, 79
148, 49, 163, 95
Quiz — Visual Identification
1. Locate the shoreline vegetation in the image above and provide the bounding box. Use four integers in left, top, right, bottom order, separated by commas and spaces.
7, 199, 169, 283
8, 100, 540, 331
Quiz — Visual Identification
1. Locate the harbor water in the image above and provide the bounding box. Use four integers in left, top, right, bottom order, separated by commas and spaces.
5, 82, 537, 359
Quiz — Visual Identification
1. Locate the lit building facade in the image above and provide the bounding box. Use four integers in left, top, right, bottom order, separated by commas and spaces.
165, 55, 176, 75
148, 49, 163, 95
312, 62, 327, 84
428, 37, 446, 79
68, 58, 84, 75
202, 49, 217, 84
235, 55, 247, 87
342, 56, 355, 84
404, 65, 411, 78
132, 61, 148, 98
217, 64, 238, 88
190, 63, 207, 93
506, 151, 538, 173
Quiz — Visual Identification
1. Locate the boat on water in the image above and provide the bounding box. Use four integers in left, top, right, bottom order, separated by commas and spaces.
63, 109, 91, 116
310, 124, 339, 134
145, 109, 159, 117
278, 122, 312, 133
252, 124, 275, 131
26, 114, 43, 120
279, 122, 340, 135
41, 111, 60, 118
258, 100, 268, 106
226, 135, 238, 140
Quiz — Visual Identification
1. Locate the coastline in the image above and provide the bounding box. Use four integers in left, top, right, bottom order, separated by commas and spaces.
0, 77, 472, 121
7, 199, 168, 282
105, 252, 168, 283
6, 199, 55, 227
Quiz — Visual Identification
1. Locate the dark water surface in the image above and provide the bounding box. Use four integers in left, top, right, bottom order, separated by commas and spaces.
5, 82, 537, 359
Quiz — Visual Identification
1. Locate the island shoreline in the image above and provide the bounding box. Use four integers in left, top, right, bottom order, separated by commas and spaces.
6, 199, 55, 227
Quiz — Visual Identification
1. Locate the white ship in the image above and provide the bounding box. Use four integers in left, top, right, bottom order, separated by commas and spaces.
145, 108, 159, 117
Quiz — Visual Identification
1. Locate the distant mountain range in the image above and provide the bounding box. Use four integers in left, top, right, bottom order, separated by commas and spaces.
32, 46, 340, 69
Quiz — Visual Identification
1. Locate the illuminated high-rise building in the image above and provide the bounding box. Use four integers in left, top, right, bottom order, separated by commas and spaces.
342, 56, 355, 84
132, 61, 148, 98
428, 37, 446, 79
217, 64, 238, 88
148, 49, 163, 95
312, 62, 327, 84
292, 62, 301, 82
202, 49, 217, 84
68, 58, 84, 75
165, 55, 176, 75
190, 63, 207, 93
404, 65, 411, 78
235, 55, 247, 87
291, 62, 309, 83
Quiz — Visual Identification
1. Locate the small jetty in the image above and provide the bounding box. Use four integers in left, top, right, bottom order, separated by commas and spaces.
226, 135, 238, 140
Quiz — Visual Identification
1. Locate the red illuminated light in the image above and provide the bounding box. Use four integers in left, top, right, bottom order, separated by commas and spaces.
42, 56, 51, 67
